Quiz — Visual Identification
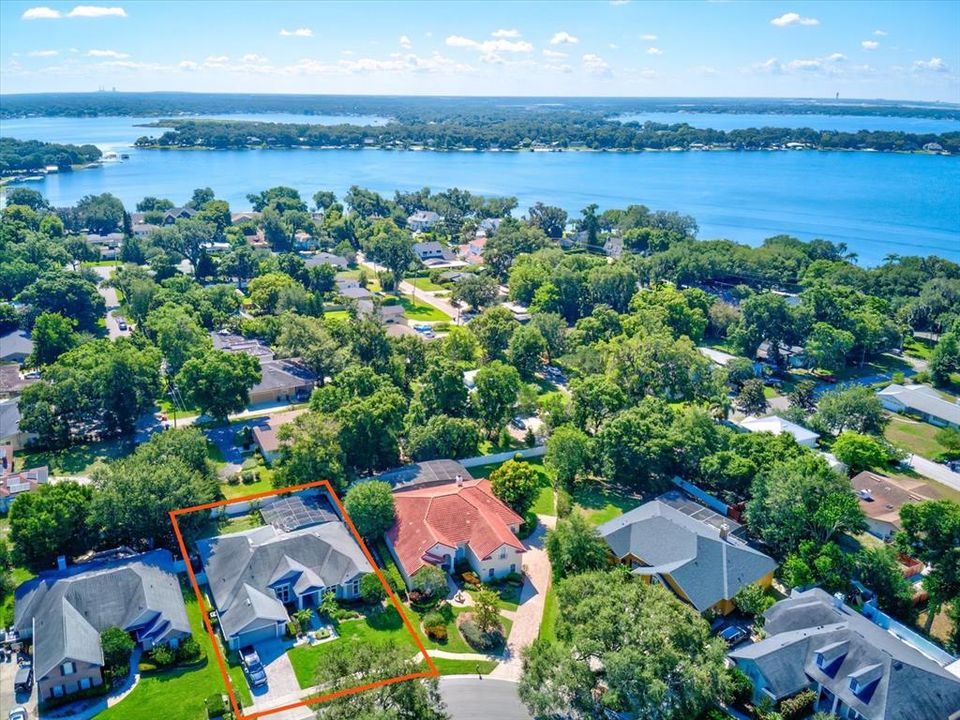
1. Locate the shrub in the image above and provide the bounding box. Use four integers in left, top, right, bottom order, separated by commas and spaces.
728, 667, 754, 707
556, 488, 572, 518
458, 617, 504, 651
100, 626, 135, 682
176, 636, 203, 664
206, 693, 227, 719
150, 643, 176, 667
422, 611, 445, 628
240, 457, 258, 471
462, 571, 481, 586
227, 473, 241, 485
411, 565, 447, 599
137, 661, 158, 673
286, 621, 298, 638
779, 689, 817, 720
360, 573, 387, 604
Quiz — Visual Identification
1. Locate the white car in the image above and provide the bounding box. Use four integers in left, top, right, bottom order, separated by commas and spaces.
8, 707, 28, 720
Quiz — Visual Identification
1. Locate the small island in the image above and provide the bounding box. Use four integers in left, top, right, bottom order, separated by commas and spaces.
0, 137, 103, 182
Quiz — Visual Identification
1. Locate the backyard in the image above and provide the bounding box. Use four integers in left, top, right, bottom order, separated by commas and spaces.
572, 482, 640, 526
398, 296, 450, 322
15, 436, 132, 476
95, 589, 251, 720
884, 414, 952, 458
470, 457, 555, 516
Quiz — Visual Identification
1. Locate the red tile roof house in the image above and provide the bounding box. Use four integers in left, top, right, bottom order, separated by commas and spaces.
384, 467, 525, 588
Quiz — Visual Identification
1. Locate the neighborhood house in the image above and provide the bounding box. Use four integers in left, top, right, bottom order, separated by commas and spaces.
211, 331, 318, 404
383, 461, 525, 587
407, 210, 441, 233
851, 470, 940, 540
198, 503, 372, 650
0, 445, 48, 511
877, 383, 960, 428
597, 491, 777, 616
14, 550, 190, 701
729, 588, 960, 720
738, 414, 820, 449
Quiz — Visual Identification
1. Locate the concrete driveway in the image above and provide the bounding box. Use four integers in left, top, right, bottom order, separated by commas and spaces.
248, 640, 302, 713
490, 522, 552, 682
0, 653, 37, 719
440, 678, 532, 720
905, 454, 960, 492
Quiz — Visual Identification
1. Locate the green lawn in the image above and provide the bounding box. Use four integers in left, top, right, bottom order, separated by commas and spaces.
884, 414, 951, 458
470, 457, 555, 516
903, 337, 936, 361
407, 277, 446, 292
426, 658, 499, 676
221, 472, 275, 499
324, 309, 351, 321
96, 589, 251, 720
216, 514, 263, 535
397, 296, 451, 322
406, 603, 474, 655
573, 482, 640, 526
1, 565, 35, 627
287, 605, 422, 689
16, 437, 133, 476
468, 582, 522, 612
538, 584, 558, 643
156, 397, 201, 417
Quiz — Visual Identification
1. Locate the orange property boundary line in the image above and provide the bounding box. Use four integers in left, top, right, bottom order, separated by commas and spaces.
168, 479, 438, 720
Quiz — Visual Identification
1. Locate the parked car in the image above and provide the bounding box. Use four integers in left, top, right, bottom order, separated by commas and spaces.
719, 625, 748, 645
8, 707, 28, 720
240, 646, 267, 688
14, 662, 33, 693
117, 320, 128, 331
509, 416, 526, 430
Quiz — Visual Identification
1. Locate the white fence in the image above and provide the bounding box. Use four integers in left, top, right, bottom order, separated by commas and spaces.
460, 445, 545, 468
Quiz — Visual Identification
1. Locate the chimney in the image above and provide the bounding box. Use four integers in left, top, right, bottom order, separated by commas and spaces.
455, 474, 463, 487
57, 555, 67, 571
833, 592, 846, 609
719, 523, 729, 540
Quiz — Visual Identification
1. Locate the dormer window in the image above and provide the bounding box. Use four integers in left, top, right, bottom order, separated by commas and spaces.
814, 640, 849, 670
848, 664, 883, 697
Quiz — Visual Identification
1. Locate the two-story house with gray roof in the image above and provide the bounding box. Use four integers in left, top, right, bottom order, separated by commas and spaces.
730, 588, 960, 720
197, 520, 372, 650
14, 550, 190, 702
597, 492, 777, 616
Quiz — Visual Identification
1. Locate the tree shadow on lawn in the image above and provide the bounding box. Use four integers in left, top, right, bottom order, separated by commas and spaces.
365, 604, 405, 632
19, 437, 134, 474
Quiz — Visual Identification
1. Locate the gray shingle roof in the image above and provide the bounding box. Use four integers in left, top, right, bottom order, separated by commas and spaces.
731, 589, 960, 720
878, 383, 960, 426
256, 358, 317, 392
597, 497, 776, 612
197, 522, 372, 640
0, 398, 22, 439
0, 330, 33, 360
376, 459, 474, 491
14, 550, 190, 680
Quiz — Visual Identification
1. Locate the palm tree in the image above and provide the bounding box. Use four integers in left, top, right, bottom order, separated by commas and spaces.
292, 608, 314, 636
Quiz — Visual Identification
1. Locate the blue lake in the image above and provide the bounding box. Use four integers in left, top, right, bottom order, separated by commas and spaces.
614, 111, 960, 134
2, 115, 958, 266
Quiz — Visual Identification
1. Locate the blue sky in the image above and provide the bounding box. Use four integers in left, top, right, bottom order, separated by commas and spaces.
1, 1, 958, 101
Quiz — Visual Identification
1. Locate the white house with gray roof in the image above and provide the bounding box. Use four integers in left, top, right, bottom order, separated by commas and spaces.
877, 383, 960, 429
14, 550, 190, 701
597, 493, 777, 616
730, 588, 960, 720
197, 521, 372, 650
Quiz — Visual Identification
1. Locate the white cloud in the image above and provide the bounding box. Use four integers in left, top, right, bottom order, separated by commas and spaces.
445, 35, 533, 53
22, 6, 61, 19
647, 47, 663, 56
747, 57, 783, 75
608, 43, 619, 49
641, 33, 657, 41
913, 57, 949, 73
28, 49, 59, 57
770, 12, 819, 27
205, 55, 229, 63
492, 29, 520, 38
68, 6, 127, 18
692, 65, 718, 76
582, 53, 611, 76
861, 40, 879, 50
542, 48, 567, 59
178, 60, 200, 71
750, 52, 846, 76
279, 27, 313, 37
87, 49, 129, 58
610, 0, 630, 5
242, 53, 269, 63
873, 29, 887, 36
825, 52, 847, 62
550, 31, 579, 45
399, 34, 412, 49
